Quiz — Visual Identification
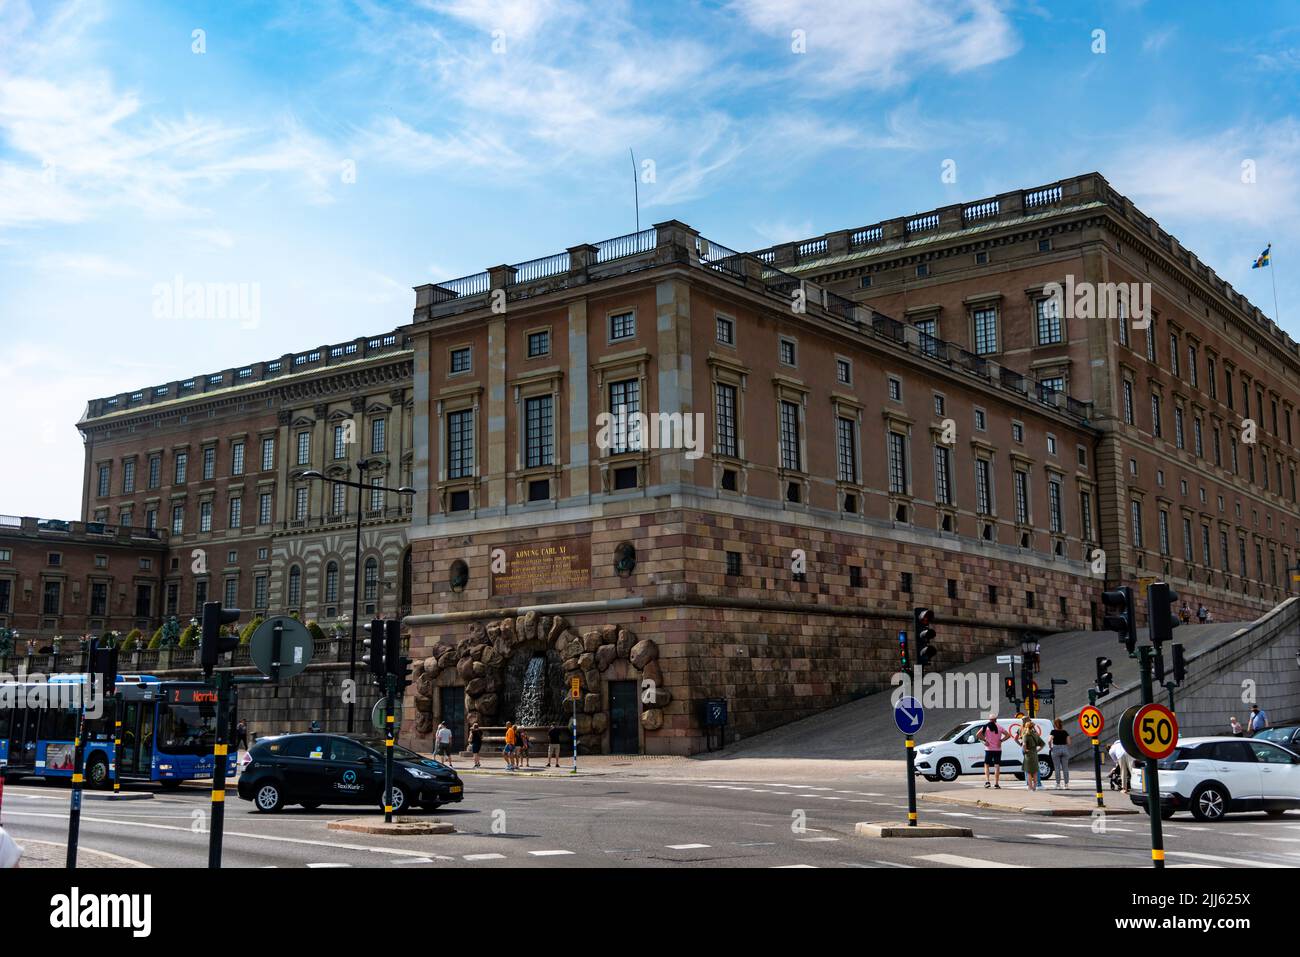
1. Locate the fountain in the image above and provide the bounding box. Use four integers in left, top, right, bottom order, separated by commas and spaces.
517, 655, 548, 727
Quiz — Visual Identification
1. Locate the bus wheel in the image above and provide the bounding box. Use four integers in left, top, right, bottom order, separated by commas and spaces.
86, 754, 110, 789
159, 780, 183, 791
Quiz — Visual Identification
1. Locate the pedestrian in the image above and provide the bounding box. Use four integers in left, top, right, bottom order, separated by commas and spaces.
518, 727, 531, 768
1248, 704, 1270, 736
0, 827, 21, 869
1020, 720, 1045, 792
1229, 715, 1245, 737
1197, 604, 1208, 625
434, 721, 454, 767
976, 713, 1011, 789
1048, 718, 1071, 789
503, 721, 517, 770
1179, 602, 1192, 625
546, 724, 563, 767
1108, 739, 1132, 792
469, 722, 483, 768
1032, 639, 1042, 673
235, 719, 249, 752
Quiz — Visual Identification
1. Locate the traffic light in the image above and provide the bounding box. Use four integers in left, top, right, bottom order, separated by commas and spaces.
91, 643, 119, 696
1003, 674, 1016, 702
200, 601, 241, 673
362, 618, 385, 679
1095, 656, 1113, 697
1147, 581, 1179, 646
1102, 586, 1137, 656
384, 619, 402, 676
1171, 642, 1187, 684
913, 608, 936, 667
897, 630, 909, 672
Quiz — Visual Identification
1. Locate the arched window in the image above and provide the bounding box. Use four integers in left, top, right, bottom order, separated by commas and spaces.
325, 561, 339, 604
364, 557, 379, 601
288, 565, 302, 608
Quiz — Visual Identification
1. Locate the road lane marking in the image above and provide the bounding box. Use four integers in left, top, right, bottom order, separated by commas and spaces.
797, 836, 840, 842
1025, 834, 1063, 840
772, 864, 817, 868
914, 854, 1024, 868
306, 863, 350, 868
666, 843, 710, 850
463, 853, 506, 861
1164, 851, 1288, 868
528, 850, 575, 856
733, 842, 776, 847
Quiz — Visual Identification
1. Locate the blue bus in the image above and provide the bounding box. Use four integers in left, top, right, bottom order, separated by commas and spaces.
0, 675, 237, 788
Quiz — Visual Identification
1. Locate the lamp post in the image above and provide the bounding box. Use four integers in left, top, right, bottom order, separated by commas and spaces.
301, 458, 415, 732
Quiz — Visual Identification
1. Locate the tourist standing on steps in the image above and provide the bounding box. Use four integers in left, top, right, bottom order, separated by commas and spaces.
547, 724, 563, 767
469, 723, 483, 768
503, 721, 517, 770
435, 721, 454, 767
1048, 719, 1071, 789
976, 713, 1010, 790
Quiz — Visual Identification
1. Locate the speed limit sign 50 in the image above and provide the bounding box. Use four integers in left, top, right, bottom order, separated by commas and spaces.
1078, 706, 1104, 739
1131, 703, 1179, 761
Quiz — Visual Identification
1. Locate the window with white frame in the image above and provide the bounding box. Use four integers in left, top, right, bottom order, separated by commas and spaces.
973, 307, 998, 354
261, 437, 275, 471
258, 492, 272, 525
1014, 470, 1029, 524
779, 401, 801, 471
228, 496, 241, 529
1048, 478, 1063, 533
450, 347, 471, 374
524, 396, 554, 468
887, 432, 908, 494
716, 316, 734, 345
609, 311, 635, 341
231, 441, 245, 475
295, 486, 308, 520
715, 383, 738, 458
1036, 297, 1062, 344
371, 418, 386, 453
837, 418, 857, 483
447, 409, 474, 479
609, 379, 641, 454
934, 445, 952, 505
199, 500, 212, 532
975, 459, 993, 515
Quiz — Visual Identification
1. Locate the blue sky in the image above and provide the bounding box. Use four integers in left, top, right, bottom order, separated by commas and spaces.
3, 0, 1299, 517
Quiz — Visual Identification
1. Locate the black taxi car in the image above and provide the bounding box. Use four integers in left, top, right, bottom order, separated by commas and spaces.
236, 733, 463, 813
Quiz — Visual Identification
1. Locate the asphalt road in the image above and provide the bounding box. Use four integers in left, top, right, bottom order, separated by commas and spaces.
4, 761, 1299, 869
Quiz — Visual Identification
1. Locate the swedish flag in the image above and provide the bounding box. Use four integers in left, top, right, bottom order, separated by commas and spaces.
1253, 245, 1271, 269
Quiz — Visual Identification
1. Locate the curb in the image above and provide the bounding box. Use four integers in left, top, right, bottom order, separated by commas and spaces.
855, 821, 974, 838
918, 793, 1138, 816
327, 817, 455, 835
84, 792, 155, 801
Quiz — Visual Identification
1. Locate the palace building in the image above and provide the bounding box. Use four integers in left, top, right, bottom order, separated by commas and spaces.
56, 171, 1300, 755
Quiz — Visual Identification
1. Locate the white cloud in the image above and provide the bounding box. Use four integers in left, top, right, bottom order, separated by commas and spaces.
33, 251, 141, 278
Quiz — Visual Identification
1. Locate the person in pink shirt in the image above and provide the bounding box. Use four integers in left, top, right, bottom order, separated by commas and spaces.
977, 713, 1011, 789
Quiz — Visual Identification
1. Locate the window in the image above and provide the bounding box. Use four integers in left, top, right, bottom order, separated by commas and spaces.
148, 455, 161, 489
916, 318, 938, 356
975, 459, 992, 514
915, 264, 929, 278
888, 377, 902, 402
1123, 381, 1135, 425
261, 437, 275, 471
860, 275, 873, 288
974, 409, 987, 431
1038, 376, 1064, 402
90, 582, 107, 617
1014, 471, 1029, 524
223, 578, 238, 607
1202, 525, 1213, 567
232, 441, 245, 475
258, 493, 272, 525
371, 418, 386, 454
609, 311, 635, 341
1150, 394, 1162, 437
1174, 405, 1185, 449
933, 395, 945, 416
836, 358, 851, 385
1131, 501, 1144, 549
202, 446, 215, 480
1169, 334, 1180, 376
726, 551, 742, 576
297, 431, 310, 466
1046, 434, 1057, 456
254, 575, 269, 610
226, 550, 237, 565
369, 477, 384, 511
122, 460, 136, 493
43, 581, 61, 616
325, 561, 339, 604
174, 452, 188, 484
145, 507, 157, 531
1118, 302, 1130, 347
332, 482, 346, 515
715, 383, 737, 458
779, 401, 801, 471
609, 379, 641, 454
333, 425, 348, 459
888, 432, 908, 494
1188, 345, 1198, 387
171, 505, 184, 535
933, 446, 952, 505
973, 307, 998, 354
975, 251, 988, 265
1158, 510, 1170, 555
1036, 297, 1062, 344
836, 418, 857, 483
1231, 435, 1239, 474
1194, 417, 1204, 458
525, 396, 554, 468
450, 347, 471, 373
1012, 421, 1024, 444
228, 496, 242, 529
1146, 321, 1156, 362
1048, 478, 1063, 533
1080, 490, 1094, 541
779, 338, 796, 366
1225, 369, 1234, 409
447, 409, 474, 479
1207, 356, 1217, 398
199, 500, 213, 532
119, 507, 132, 528
716, 316, 734, 345
527, 329, 550, 357
288, 565, 302, 608
97, 464, 110, 497
295, 486, 308, 521
364, 557, 379, 601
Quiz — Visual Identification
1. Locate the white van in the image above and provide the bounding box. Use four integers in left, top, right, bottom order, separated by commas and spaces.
913, 717, 1056, 783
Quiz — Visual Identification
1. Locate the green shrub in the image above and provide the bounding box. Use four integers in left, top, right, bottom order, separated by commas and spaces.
239, 616, 264, 645
178, 623, 199, 648
147, 627, 163, 650
306, 620, 326, 642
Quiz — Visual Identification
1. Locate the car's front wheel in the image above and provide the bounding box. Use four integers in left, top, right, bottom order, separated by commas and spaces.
384, 783, 410, 814
254, 781, 285, 813
1190, 782, 1228, 822
936, 758, 960, 783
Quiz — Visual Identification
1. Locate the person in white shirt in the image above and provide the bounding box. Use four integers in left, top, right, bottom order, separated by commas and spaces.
0, 828, 22, 869
434, 721, 454, 766
1108, 739, 1133, 792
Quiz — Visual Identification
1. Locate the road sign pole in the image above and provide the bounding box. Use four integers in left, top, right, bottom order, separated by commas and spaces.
384, 674, 395, 824
905, 737, 917, 827
66, 641, 96, 868
208, 671, 232, 868
111, 696, 122, 796
1092, 738, 1104, 808
1138, 646, 1165, 869
571, 693, 578, 775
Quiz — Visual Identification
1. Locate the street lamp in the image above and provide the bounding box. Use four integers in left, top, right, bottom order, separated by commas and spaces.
301, 458, 416, 732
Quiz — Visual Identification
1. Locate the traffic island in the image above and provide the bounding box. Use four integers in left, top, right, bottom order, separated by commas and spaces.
854, 821, 974, 838
918, 788, 1139, 816
327, 817, 455, 835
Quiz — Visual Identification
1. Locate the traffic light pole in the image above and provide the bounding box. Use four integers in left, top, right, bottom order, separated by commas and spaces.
66, 640, 97, 868
1164, 681, 1176, 711
1138, 645, 1165, 869
905, 736, 918, 827
208, 671, 233, 869
384, 673, 396, 824
1087, 690, 1105, 809
111, 696, 122, 796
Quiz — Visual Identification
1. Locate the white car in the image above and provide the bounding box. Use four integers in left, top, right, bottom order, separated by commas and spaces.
1131, 736, 1300, 821
914, 718, 1055, 783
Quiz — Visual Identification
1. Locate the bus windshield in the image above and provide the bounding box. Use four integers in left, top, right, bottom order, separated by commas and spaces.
158, 704, 218, 755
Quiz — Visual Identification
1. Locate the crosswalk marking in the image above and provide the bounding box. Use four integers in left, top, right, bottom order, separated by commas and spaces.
528, 849, 575, 856
463, 853, 506, 861
773, 864, 817, 868
797, 836, 840, 842
1164, 851, 1289, 868
914, 854, 1024, 868
666, 843, 710, 850
393, 857, 436, 865
306, 863, 350, 868
733, 842, 776, 847
1025, 834, 1062, 840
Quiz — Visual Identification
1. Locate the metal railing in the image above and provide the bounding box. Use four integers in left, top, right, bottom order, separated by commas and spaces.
596, 228, 657, 263
430, 271, 491, 302
511, 251, 570, 284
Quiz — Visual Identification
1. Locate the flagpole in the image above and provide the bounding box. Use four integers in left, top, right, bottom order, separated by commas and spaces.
1270, 242, 1281, 324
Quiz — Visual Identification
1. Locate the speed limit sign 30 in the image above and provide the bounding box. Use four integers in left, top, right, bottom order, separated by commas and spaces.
1130, 703, 1179, 761
1078, 706, 1104, 739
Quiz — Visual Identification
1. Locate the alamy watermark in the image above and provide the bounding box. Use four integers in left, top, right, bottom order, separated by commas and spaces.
152, 275, 261, 330
594, 406, 706, 460
1043, 275, 1151, 327
890, 667, 997, 711
1, 669, 104, 718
